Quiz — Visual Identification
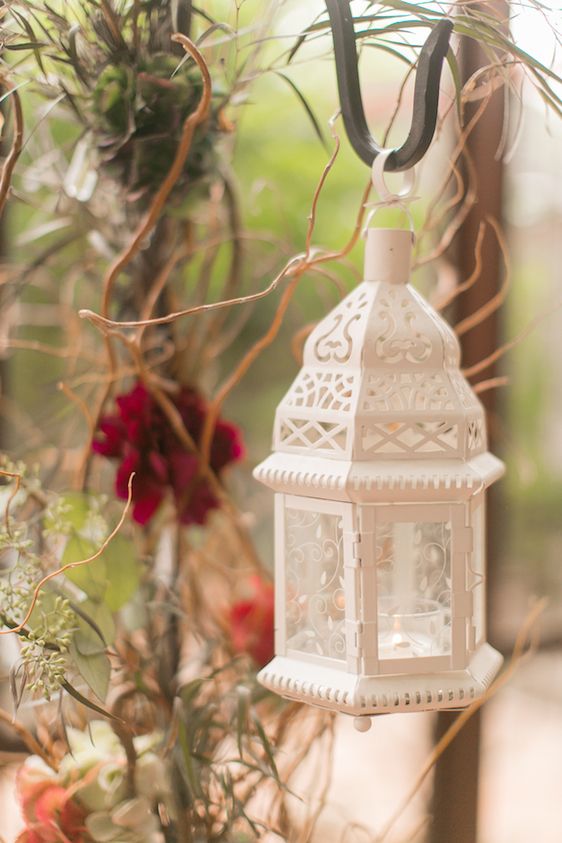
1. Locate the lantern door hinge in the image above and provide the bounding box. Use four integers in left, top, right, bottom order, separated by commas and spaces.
346, 620, 363, 657
346, 620, 377, 658
347, 532, 374, 568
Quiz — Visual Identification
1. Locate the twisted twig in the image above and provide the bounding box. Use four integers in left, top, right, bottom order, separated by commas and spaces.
0, 81, 24, 218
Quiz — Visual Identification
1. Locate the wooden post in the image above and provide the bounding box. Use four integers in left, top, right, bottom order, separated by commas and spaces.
429, 4, 507, 842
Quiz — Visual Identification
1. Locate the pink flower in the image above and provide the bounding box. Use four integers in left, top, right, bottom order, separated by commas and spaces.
17, 764, 88, 843
93, 381, 244, 525
229, 576, 275, 668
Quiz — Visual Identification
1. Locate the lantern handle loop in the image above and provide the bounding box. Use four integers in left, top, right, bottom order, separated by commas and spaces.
325, 1, 453, 172
362, 150, 418, 238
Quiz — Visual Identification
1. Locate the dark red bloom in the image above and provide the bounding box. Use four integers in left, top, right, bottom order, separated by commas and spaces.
229, 576, 275, 668
93, 381, 244, 525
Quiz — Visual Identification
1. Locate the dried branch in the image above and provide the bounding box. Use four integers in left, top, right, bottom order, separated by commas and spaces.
376, 599, 547, 843
100, 34, 212, 319
463, 296, 562, 379
0, 706, 57, 770
58, 381, 94, 431
198, 154, 371, 468
297, 717, 336, 842
474, 375, 510, 395
0, 80, 24, 218
81, 249, 309, 332
454, 216, 510, 337
81, 32, 213, 485
433, 221, 486, 312
291, 321, 316, 364
416, 93, 491, 267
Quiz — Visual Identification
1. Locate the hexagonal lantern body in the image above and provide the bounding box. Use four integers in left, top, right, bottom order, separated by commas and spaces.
254, 228, 505, 720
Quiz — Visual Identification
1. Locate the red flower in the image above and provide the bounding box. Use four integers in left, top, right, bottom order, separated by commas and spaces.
93, 381, 244, 525
229, 576, 275, 668
17, 772, 88, 843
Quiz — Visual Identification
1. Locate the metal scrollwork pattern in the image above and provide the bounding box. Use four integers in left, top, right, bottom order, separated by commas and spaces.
312, 287, 369, 364
284, 371, 355, 412
285, 507, 346, 660
362, 372, 456, 412
373, 287, 433, 365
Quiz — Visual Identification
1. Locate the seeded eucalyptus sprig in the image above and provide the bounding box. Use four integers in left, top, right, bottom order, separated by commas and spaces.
0, 459, 135, 708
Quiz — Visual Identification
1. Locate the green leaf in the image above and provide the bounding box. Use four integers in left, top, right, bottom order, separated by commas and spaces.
54, 492, 92, 532
68, 598, 115, 701
4, 41, 46, 51
74, 628, 105, 656
58, 498, 138, 611
69, 638, 110, 702
78, 600, 115, 646
445, 47, 462, 123
61, 679, 118, 720
62, 535, 108, 602
101, 537, 140, 612
9, 9, 46, 76
251, 710, 279, 782
273, 71, 329, 151
177, 710, 203, 799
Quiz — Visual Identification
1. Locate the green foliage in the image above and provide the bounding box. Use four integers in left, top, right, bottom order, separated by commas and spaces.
170, 673, 282, 837
92, 53, 223, 194
22, 593, 76, 699
54, 492, 141, 610
0, 467, 136, 705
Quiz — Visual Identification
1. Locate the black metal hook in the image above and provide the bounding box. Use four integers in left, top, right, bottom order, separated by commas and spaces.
325, 1, 453, 172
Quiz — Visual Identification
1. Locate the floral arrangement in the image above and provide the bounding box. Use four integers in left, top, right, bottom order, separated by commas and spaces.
17, 721, 168, 843
0, 1, 559, 841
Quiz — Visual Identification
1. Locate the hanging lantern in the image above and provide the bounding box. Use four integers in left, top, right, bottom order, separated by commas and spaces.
254, 227, 504, 729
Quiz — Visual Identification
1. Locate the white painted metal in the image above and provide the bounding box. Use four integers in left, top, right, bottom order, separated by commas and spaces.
254, 228, 504, 728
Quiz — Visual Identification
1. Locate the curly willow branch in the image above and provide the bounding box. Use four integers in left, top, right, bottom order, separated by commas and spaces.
81, 117, 371, 502
0, 474, 134, 637
463, 295, 562, 379
454, 216, 511, 338
100, 34, 212, 319
0, 80, 24, 218
434, 220, 486, 312
474, 375, 509, 394
82, 32, 212, 483
199, 157, 371, 466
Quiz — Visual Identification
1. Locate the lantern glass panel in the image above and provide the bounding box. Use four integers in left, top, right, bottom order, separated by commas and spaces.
285, 506, 346, 661
376, 520, 452, 659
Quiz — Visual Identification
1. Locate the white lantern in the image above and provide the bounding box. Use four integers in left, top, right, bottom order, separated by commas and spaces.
254, 228, 504, 729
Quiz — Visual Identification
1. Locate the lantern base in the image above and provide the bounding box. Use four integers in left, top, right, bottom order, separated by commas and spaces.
258, 643, 502, 716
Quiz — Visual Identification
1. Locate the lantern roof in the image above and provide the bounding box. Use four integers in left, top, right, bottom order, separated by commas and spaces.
255, 228, 504, 501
